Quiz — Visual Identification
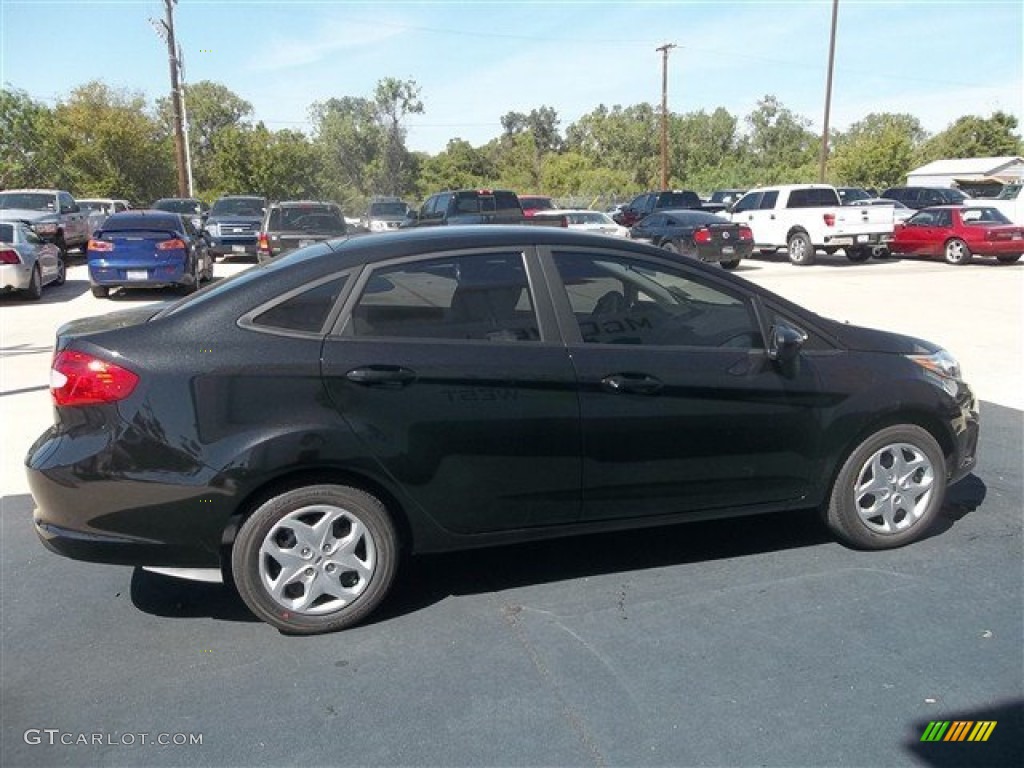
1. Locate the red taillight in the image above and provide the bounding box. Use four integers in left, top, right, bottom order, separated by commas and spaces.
156, 238, 186, 251
51, 349, 139, 406
694, 228, 712, 243
737, 226, 753, 241
258, 232, 270, 250
0, 248, 20, 265
823, 213, 836, 227
88, 239, 113, 252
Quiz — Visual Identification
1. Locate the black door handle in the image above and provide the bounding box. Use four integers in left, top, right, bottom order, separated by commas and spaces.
345, 366, 416, 387
600, 373, 663, 395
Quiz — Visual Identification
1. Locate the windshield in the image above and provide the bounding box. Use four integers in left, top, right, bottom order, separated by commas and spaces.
0, 192, 56, 211
211, 198, 265, 216
995, 184, 1021, 200
368, 202, 408, 216
154, 199, 201, 214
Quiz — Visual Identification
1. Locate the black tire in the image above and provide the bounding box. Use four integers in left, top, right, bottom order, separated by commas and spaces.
178, 260, 200, 294
787, 232, 815, 265
23, 266, 42, 301
720, 259, 741, 270
231, 484, 398, 635
996, 254, 1021, 264
944, 238, 971, 265
54, 232, 67, 258
202, 254, 214, 281
825, 424, 946, 550
90, 285, 109, 298
845, 247, 871, 263
53, 258, 66, 286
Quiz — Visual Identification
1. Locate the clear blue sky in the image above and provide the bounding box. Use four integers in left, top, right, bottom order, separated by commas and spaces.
2, 0, 1021, 155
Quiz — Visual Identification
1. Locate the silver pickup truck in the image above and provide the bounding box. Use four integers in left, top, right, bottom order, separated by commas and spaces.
0, 189, 91, 256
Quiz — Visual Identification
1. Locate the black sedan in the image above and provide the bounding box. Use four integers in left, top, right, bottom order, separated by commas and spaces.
630, 209, 753, 269
27, 226, 979, 634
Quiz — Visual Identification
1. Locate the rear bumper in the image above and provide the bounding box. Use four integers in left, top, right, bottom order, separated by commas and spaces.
0, 263, 32, 291
208, 238, 257, 257
823, 232, 894, 247
89, 262, 188, 287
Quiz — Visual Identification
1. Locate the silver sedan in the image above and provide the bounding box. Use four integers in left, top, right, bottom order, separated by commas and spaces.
0, 220, 66, 300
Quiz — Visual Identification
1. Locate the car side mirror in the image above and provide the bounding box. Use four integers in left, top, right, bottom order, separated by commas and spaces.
768, 322, 807, 373
405, 210, 419, 221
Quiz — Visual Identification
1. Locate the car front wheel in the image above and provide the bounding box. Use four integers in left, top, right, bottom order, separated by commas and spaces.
231, 484, 398, 634
720, 259, 741, 270
825, 424, 946, 550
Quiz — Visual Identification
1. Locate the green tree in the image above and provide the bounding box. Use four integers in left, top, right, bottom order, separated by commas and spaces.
830, 113, 925, 190
416, 138, 496, 194
743, 95, 817, 183
157, 80, 253, 194
915, 112, 1023, 164
566, 104, 660, 188
373, 77, 424, 196
51, 81, 174, 202
0, 87, 57, 188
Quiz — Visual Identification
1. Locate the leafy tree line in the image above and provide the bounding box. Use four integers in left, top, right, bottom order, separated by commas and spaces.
2, 78, 1021, 213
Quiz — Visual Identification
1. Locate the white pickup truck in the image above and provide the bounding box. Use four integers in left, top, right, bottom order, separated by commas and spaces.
966, 183, 1024, 224
728, 184, 894, 265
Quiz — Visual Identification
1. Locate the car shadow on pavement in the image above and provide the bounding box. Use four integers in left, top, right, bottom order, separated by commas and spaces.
122, 472, 989, 630
0, 278, 91, 305
129, 568, 259, 624
748, 250, 900, 268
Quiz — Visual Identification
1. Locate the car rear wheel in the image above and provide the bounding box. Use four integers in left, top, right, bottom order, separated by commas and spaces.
720, 259, 741, 270
845, 247, 871, 262
996, 254, 1021, 263
944, 238, 972, 265
90, 285, 109, 298
23, 266, 42, 300
825, 424, 945, 550
232, 484, 398, 635
787, 232, 815, 265
54, 258, 66, 286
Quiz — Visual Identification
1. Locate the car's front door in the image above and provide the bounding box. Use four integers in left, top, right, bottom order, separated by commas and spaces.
546, 246, 824, 522
321, 247, 582, 535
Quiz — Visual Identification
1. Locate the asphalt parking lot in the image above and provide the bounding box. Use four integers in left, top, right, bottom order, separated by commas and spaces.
1, 253, 1021, 767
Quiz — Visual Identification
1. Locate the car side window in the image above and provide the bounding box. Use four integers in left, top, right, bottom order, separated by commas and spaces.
349, 252, 539, 342
250, 276, 349, 334
552, 251, 763, 349
731, 192, 762, 214
758, 190, 779, 209
932, 209, 952, 227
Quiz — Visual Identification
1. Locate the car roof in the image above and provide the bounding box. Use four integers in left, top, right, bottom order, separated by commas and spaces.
104, 210, 182, 226
271, 200, 339, 208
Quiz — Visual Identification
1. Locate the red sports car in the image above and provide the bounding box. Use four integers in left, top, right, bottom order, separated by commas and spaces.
890, 205, 1023, 265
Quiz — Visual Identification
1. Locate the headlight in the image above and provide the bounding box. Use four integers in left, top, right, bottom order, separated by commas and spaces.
205, 223, 220, 237
908, 349, 962, 395
370, 220, 386, 232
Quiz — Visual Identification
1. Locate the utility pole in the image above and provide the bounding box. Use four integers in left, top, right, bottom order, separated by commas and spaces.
819, 0, 839, 182
177, 43, 195, 196
656, 43, 677, 190
152, 0, 188, 197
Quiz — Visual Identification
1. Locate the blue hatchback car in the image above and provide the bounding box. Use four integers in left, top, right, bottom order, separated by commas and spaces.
87, 210, 213, 298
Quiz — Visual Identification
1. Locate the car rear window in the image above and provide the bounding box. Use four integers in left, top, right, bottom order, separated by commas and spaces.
269, 206, 346, 232
787, 188, 841, 208
658, 191, 701, 208
453, 190, 522, 215
103, 214, 180, 232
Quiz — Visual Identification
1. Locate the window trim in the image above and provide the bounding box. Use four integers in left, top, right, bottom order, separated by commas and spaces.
238, 270, 356, 339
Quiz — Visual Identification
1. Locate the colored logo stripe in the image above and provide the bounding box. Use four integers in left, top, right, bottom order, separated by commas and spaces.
920, 720, 996, 742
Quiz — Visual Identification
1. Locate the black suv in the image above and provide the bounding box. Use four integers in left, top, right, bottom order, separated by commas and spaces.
402, 189, 528, 227
880, 186, 970, 210
205, 195, 267, 261
613, 189, 703, 227
256, 201, 347, 262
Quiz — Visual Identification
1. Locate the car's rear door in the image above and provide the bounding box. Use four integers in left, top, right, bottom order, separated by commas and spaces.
321, 246, 582, 535
542, 244, 823, 522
